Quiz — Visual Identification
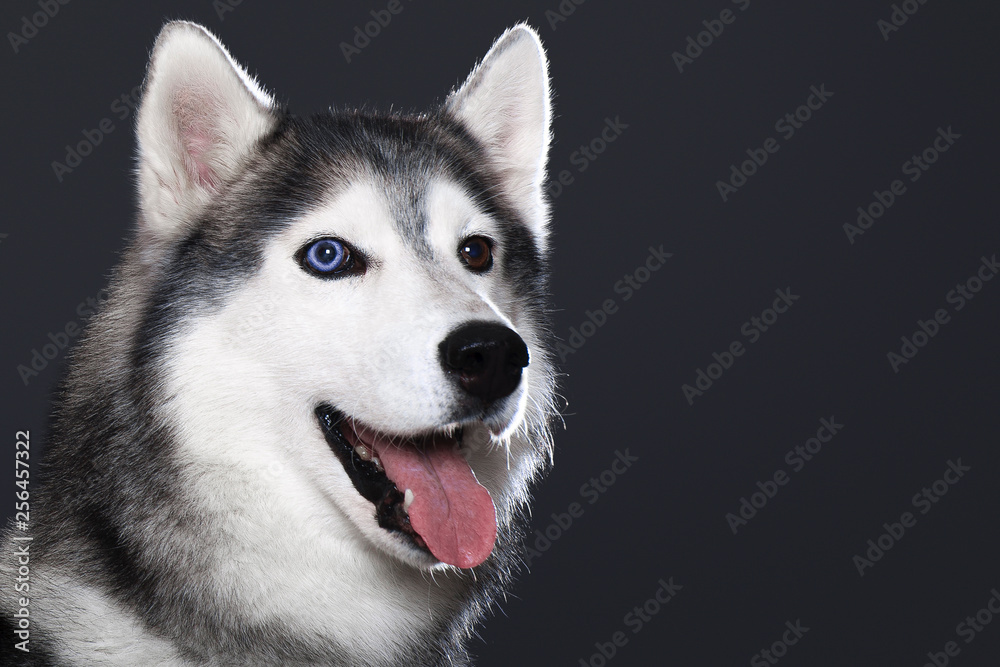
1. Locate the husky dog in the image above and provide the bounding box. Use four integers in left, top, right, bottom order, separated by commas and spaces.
2, 20, 557, 666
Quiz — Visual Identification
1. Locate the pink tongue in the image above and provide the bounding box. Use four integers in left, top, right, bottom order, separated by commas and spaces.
363, 428, 497, 568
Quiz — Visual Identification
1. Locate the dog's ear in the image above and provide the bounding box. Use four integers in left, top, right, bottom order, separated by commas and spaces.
136, 21, 278, 241
445, 25, 552, 230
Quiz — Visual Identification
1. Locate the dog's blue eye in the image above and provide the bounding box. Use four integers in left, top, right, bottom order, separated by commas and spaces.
300, 238, 356, 277
307, 239, 347, 272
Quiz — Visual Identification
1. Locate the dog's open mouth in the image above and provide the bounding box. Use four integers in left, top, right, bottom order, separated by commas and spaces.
315, 405, 497, 568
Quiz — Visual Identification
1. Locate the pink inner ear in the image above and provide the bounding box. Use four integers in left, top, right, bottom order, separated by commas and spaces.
174, 90, 221, 189
184, 129, 219, 188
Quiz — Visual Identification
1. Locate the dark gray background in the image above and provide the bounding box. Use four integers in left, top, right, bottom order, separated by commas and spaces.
3, 1, 999, 665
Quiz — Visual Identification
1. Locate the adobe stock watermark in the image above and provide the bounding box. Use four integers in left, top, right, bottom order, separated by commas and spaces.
16, 287, 109, 386
681, 287, 801, 405
715, 84, 834, 203
524, 449, 639, 568
577, 577, 683, 667
50, 84, 143, 182
212, 0, 243, 21
725, 417, 845, 534
877, 0, 930, 42
7, 0, 71, 55
843, 126, 961, 244
671, 0, 752, 74
886, 252, 997, 373
339, 0, 414, 64
555, 244, 671, 362
750, 620, 810, 666
543, 0, 588, 31
10, 430, 32, 653
921, 587, 1000, 667
851, 459, 971, 577
546, 116, 629, 200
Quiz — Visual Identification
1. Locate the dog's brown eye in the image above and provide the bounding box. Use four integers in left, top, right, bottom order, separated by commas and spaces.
459, 237, 493, 272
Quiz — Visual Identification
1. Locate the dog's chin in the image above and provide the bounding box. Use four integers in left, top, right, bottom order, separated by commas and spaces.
315, 403, 516, 571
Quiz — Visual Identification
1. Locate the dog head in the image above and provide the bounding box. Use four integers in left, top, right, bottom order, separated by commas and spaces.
132, 21, 556, 580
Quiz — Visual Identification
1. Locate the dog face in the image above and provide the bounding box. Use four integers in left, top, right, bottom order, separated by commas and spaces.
133, 21, 555, 583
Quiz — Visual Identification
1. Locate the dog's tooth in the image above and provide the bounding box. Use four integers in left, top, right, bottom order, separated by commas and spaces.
372, 456, 383, 472
403, 489, 414, 512
354, 444, 372, 461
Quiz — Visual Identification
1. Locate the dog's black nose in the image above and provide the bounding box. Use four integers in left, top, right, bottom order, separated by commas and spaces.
439, 322, 529, 405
